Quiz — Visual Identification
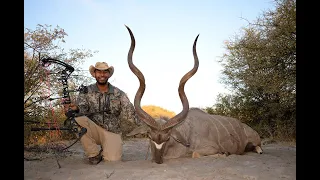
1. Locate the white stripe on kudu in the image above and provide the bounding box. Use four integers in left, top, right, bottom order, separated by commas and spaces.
152, 141, 165, 149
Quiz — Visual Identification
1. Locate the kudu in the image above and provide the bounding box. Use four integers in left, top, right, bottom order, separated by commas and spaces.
125, 25, 261, 164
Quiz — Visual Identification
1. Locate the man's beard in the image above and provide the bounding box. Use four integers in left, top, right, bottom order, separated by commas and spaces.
96, 78, 108, 85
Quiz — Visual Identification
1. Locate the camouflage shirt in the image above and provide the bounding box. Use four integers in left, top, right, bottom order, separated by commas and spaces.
75, 82, 141, 134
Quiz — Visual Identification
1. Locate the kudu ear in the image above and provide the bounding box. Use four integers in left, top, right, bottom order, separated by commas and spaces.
170, 129, 190, 147
126, 124, 150, 137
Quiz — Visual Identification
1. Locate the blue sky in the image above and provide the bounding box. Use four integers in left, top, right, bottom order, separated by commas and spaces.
24, 0, 275, 114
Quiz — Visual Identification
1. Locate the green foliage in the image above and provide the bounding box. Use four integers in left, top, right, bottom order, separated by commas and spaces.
24, 24, 97, 145
208, 0, 296, 141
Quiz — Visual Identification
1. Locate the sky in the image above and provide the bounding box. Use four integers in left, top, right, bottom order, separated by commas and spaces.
24, 0, 275, 114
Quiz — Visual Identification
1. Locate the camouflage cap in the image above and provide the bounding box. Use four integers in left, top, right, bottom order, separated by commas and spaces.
89, 62, 114, 77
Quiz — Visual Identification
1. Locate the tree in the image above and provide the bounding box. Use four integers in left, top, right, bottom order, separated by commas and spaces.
24, 24, 97, 145
209, 0, 296, 140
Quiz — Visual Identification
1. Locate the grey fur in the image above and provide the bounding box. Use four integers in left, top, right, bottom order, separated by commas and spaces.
127, 108, 262, 163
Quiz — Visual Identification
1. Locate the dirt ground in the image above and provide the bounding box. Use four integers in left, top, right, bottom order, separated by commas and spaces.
24, 138, 296, 180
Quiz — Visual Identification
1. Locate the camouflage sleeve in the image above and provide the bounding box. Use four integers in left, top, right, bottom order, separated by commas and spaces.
75, 92, 89, 115
120, 93, 142, 126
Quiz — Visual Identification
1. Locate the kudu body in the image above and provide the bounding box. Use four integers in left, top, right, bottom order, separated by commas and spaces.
124, 25, 261, 164
128, 108, 251, 160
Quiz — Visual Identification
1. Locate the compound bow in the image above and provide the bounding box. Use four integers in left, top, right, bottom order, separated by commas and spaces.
30, 57, 87, 151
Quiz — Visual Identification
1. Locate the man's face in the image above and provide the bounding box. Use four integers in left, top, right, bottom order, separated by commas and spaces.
94, 69, 110, 85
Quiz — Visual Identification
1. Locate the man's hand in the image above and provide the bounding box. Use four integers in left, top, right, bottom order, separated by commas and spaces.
64, 103, 79, 114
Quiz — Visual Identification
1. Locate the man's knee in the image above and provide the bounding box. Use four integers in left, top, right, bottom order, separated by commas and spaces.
75, 116, 91, 128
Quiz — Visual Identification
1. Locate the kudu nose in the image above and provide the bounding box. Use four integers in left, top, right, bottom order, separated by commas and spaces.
155, 158, 163, 164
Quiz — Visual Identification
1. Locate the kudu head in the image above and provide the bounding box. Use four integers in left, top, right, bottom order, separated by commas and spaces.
125, 25, 199, 164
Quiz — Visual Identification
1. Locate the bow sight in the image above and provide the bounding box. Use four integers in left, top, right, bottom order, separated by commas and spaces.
47, 84, 88, 103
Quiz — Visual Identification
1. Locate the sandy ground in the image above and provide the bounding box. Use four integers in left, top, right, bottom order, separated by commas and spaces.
24, 138, 296, 180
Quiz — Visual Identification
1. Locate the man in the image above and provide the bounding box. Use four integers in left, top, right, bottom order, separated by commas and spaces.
65, 61, 141, 165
